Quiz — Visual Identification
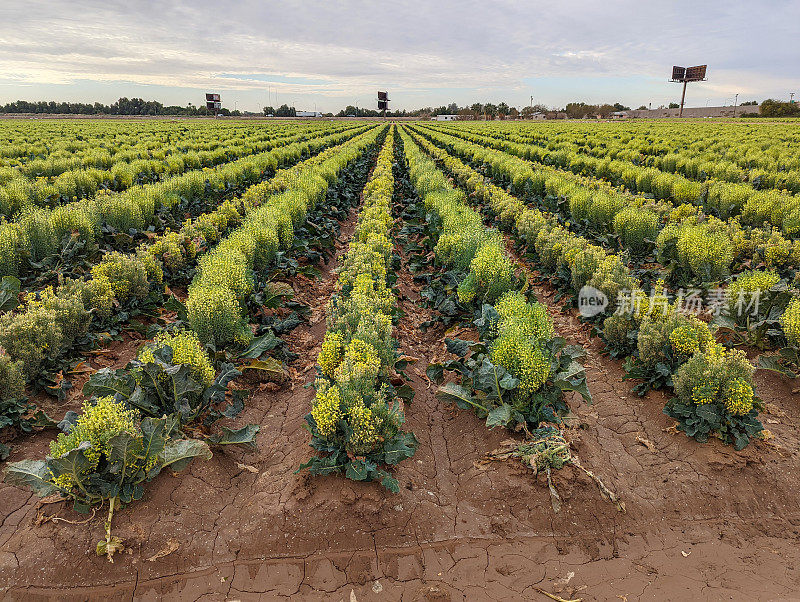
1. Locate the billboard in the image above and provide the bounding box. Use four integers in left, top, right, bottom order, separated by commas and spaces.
670, 65, 707, 82
685, 65, 707, 81
205, 93, 221, 110
672, 66, 686, 81
377, 91, 389, 113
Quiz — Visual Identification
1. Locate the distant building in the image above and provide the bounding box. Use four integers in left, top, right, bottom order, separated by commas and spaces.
622, 104, 760, 119
529, 112, 546, 120
610, 111, 627, 120
296, 111, 323, 118
435, 114, 459, 121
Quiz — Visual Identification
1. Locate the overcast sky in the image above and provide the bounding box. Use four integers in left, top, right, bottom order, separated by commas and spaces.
0, 0, 797, 112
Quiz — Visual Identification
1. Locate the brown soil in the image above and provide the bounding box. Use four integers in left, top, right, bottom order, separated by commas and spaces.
3, 205, 800, 601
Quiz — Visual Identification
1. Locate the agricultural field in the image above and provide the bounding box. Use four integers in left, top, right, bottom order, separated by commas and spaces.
2, 117, 800, 600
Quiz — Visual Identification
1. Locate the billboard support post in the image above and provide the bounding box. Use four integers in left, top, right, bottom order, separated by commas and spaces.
670, 65, 707, 118
679, 81, 688, 117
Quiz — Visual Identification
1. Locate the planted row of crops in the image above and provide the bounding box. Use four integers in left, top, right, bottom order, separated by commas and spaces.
437, 120, 800, 189
0, 124, 370, 285
413, 125, 800, 289
428, 122, 800, 234
2, 118, 798, 567
0, 124, 379, 456
404, 123, 771, 450
394, 126, 597, 467
3, 122, 385, 559
300, 127, 419, 490
0, 122, 355, 217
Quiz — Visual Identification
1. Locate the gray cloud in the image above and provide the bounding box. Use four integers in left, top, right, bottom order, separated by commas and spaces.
0, 0, 797, 111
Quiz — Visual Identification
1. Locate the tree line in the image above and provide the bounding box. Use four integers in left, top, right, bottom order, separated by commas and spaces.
6, 96, 793, 119
0, 98, 243, 116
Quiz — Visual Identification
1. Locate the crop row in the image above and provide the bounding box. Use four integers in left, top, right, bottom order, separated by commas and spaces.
0, 124, 372, 281
413, 124, 800, 286
1, 124, 385, 559
442, 120, 800, 183
403, 124, 770, 450
397, 125, 592, 440
300, 127, 419, 490
428, 123, 800, 234
0, 122, 359, 218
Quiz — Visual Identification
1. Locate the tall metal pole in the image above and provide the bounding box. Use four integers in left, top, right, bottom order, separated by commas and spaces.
733, 93, 738, 117
679, 80, 687, 117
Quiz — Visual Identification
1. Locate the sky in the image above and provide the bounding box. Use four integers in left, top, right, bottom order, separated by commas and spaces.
0, 0, 797, 113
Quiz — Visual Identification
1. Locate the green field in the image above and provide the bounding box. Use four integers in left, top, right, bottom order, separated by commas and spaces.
2, 118, 800, 597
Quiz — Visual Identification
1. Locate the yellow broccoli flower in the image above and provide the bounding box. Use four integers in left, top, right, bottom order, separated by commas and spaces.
319, 331, 345, 378
312, 386, 342, 437
723, 378, 754, 415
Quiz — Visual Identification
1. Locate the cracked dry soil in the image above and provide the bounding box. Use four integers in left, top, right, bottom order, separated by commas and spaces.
2, 189, 800, 602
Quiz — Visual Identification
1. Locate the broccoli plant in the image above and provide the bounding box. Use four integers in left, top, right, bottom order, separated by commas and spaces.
4, 397, 211, 561
428, 299, 591, 433
82, 337, 257, 447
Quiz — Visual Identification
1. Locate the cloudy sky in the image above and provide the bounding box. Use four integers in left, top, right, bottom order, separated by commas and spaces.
0, 0, 797, 112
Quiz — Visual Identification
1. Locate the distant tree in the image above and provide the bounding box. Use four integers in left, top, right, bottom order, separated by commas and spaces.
410, 106, 433, 118
446, 102, 459, 114
263, 106, 275, 116
668, 102, 680, 109
521, 104, 548, 118
275, 104, 296, 117
336, 105, 380, 117
470, 102, 483, 115
740, 100, 758, 106
509, 107, 519, 119
596, 104, 617, 118
565, 102, 596, 119
613, 102, 630, 111
497, 102, 510, 119
760, 99, 800, 117
637, 105, 648, 110
483, 103, 498, 119
110, 97, 165, 115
